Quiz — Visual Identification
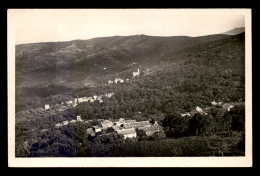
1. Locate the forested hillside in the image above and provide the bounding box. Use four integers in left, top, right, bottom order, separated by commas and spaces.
15, 33, 230, 112
15, 32, 245, 157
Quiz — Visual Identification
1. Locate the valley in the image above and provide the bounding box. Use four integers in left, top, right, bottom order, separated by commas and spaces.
15, 31, 246, 157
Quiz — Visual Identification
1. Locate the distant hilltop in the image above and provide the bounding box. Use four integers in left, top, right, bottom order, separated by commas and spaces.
221, 27, 245, 35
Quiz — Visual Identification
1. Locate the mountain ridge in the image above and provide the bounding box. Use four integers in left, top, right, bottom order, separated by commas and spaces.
15, 33, 231, 88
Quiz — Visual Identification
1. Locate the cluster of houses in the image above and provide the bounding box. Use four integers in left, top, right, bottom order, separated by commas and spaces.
54, 116, 161, 140
108, 78, 128, 84
87, 118, 161, 139
55, 115, 84, 128
107, 68, 140, 85
44, 93, 115, 110
180, 101, 244, 118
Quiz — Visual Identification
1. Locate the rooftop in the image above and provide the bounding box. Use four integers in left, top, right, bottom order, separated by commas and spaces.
117, 128, 136, 135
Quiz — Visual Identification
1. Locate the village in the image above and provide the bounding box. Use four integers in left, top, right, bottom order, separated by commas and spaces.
16, 66, 244, 141
16, 67, 142, 121
51, 99, 244, 140
15, 92, 115, 123
55, 116, 161, 140
107, 68, 140, 84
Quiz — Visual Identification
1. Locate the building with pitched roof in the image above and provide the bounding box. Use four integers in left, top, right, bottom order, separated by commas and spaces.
131, 121, 151, 129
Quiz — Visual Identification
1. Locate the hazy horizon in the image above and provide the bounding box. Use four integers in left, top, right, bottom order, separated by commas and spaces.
9, 9, 245, 45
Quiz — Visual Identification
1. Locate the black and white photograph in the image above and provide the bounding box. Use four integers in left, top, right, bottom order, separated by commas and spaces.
8, 9, 252, 167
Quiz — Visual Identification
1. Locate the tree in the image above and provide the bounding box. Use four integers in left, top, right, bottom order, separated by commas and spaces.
230, 106, 245, 132
189, 113, 213, 137
162, 112, 190, 138
136, 129, 148, 141
106, 127, 115, 133
150, 131, 166, 141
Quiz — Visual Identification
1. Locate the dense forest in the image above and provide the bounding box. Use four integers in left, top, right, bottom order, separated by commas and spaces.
15, 32, 245, 157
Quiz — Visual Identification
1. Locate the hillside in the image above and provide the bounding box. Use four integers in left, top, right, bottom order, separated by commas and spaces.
15, 34, 229, 88
222, 27, 245, 35
15, 32, 245, 157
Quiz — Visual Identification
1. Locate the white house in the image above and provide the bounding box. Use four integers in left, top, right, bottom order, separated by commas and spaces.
81, 97, 89, 102
93, 126, 102, 133
196, 106, 203, 113
105, 93, 114, 98
89, 98, 94, 102
78, 98, 83, 103
63, 120, 69, 125
70, 119, 77, 123
133, 68, 140, 77
114, 78, 121, 84
77, 116, 83, 122
45, 104, 49, 110
211, 101, 217, 106
55, 123, 63, 128
117, 128, 137, 139
93, 95, 97, 100
67, 100, 73, 105
181, 112, 191, 117
108, 80, 113, 84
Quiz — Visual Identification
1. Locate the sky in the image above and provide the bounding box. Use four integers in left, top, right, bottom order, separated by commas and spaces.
9, 9, 246, 45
